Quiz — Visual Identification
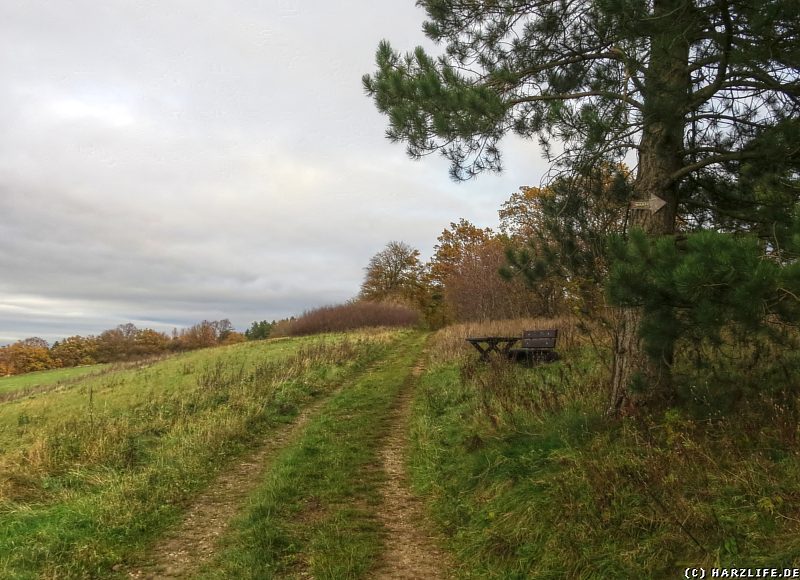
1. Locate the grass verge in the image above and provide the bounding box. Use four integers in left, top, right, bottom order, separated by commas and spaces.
199, 331, 428, 580
408, 324, 800, 578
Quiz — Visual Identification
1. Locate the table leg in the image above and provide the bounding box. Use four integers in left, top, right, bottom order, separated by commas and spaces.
470, 343, 490, 361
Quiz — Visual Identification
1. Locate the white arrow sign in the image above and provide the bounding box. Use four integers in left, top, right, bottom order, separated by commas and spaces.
630, 195, 667, 213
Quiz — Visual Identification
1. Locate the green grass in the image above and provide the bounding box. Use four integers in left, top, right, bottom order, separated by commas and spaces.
0, 364, 108, 396
408, 338, 800, 578
0, 330, 405, 579
0, 335, 373, 450
200, 331, 428, 579
5, 321, 793, 578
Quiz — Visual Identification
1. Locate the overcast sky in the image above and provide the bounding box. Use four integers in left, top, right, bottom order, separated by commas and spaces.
0, 0, 549, 344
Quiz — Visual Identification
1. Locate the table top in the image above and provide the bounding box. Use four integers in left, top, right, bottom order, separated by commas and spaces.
465, 336, 519, 343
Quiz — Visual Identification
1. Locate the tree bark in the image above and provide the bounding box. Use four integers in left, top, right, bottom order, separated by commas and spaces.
610, 0, 693, 411
610, 307, 647, 411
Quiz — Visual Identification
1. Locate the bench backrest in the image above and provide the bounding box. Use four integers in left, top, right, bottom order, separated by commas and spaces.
521, 329, 558, 349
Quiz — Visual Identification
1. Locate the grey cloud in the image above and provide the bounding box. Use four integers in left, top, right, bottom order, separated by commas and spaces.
0, 1, 549, 345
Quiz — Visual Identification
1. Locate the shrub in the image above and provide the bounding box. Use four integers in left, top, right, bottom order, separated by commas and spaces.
272, 301, 419, 337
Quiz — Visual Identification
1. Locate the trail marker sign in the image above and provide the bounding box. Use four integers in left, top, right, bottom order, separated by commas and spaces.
631, 195, 667, 213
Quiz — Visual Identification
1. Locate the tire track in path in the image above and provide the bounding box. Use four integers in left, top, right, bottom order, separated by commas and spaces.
370, 359, 453, 580
126, 385, 348, 579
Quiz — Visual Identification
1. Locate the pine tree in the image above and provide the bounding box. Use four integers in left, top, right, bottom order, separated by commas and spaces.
500, 164, 632, 317
608, 222, 800, 401
364, 0, 800, 408
245, 320, 275, 341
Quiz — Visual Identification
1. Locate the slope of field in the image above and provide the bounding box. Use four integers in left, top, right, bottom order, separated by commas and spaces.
6, 319, 792, 578
0, 330, 406, 578
0, 364, 108, 397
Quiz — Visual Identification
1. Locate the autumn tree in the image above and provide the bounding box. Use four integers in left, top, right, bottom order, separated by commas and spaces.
428, 219, 545, 321
95, 324, 137, 362
3, 338, 55, 374
176, 321, 218, 350
133, 329, 170, 357
359, 241, 424, 305
220, 331, 246, 345
96, 323, 172, 361
364, 0, 800, 407
0, 348, 11, 376
212, 319, 234, 343
50, 335, 98, 367
174, 319, 236, 350
428, 219, 493, 289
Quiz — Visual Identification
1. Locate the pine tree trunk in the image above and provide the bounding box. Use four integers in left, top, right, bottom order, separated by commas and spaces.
610, 0, 693, 412
610, 306, 646, 411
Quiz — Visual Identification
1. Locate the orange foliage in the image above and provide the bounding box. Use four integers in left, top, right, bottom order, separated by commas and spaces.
220, 331, 246, 345
1, 338, 56, 374
427, 219, 547, 322
360, 241, 424, 305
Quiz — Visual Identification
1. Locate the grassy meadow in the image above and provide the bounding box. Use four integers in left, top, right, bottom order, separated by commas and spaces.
0, 329, 407, 578
408, 318, 800, 577
2, 318, 798, 579
0, 364, 109, 397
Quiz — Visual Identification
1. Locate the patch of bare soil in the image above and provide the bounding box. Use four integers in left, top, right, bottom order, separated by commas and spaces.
370, 360, 453, 580
126, 394, 332, 580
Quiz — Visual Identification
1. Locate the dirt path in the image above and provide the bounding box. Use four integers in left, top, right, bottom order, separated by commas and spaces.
126, 347, 450, 579
370, 360, 452, 580
126, 393, 335, 579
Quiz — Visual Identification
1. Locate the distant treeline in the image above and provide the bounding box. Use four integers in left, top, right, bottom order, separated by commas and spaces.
1, 319, 277, 376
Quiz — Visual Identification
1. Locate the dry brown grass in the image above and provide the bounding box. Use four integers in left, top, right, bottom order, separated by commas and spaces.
428, 315, 596, 365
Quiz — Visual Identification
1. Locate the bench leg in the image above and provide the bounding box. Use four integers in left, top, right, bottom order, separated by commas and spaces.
509, 350, 558, 365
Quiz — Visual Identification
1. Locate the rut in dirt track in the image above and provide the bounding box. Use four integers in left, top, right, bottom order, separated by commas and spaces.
126, 391, 336, 580
125, 348, 451, 580
370, 360, 453, 580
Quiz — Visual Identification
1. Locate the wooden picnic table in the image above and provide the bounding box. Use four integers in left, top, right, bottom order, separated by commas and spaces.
465, 336, 520, 361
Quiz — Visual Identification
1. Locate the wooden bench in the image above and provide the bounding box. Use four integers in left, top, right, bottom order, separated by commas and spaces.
507, 329, 559, 365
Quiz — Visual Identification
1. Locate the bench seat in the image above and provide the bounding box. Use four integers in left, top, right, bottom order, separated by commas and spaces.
507, 329, 559, 365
